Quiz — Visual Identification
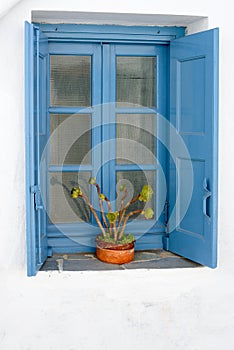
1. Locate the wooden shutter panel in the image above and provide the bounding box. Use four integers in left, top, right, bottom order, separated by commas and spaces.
25, 22, 48, 276
167, 28, 219, 267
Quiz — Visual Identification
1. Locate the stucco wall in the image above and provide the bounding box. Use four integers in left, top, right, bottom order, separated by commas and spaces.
0, 0, 233, 349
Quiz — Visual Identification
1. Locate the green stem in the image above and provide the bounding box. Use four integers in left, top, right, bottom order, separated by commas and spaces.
104, 195, 112, 213
113, 221, 118, 241
81, 193, 106, 237
117, 194, 140, 230
93, 182, 112, 217
118, 209, 142, 240
92, 183, 108, 230
99, 198, 108, 230
119, 188, 128, 211
109, 223, 113, 237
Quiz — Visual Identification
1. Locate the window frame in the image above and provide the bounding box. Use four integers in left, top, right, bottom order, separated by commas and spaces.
25, 22, 218, 275
39, 24, 185, 255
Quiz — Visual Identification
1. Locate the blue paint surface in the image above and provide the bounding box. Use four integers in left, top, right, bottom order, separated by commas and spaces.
168, 28, 219, 268
25, 22, 49, 276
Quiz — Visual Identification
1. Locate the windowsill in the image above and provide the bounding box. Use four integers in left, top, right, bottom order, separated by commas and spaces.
40, 249, 201, 272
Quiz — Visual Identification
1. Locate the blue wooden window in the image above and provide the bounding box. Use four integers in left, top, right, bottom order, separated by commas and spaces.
25, 23, 218, 276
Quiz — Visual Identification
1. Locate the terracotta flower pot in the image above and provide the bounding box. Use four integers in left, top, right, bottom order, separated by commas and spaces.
96, 239, 135, 264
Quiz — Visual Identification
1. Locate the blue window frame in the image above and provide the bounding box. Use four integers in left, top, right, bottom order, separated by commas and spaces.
25, 23, 219, 276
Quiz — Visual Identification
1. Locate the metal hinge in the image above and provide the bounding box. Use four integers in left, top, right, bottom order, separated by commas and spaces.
162, 201, 170, 250
163, 200, 169, 230
30, 185, 43, 210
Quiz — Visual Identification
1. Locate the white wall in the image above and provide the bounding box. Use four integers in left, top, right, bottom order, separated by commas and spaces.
0, 0, 234, 349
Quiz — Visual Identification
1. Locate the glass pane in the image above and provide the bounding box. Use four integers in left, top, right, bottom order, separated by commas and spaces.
116, 114, 156, 164
116, 171, 155, 220
50, 55, 91, 107
116, 56, 156, 107
50, 114, 91, 165
49, 172, 90, 223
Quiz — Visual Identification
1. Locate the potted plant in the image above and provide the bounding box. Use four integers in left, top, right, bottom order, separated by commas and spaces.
71, 177, 154, 264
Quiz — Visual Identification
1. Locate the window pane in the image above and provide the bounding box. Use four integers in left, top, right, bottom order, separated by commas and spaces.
116, 170, 155, 220
116, 114, 156, 164
49, 172, 90, 223
50, 114, 91, 165
50, 55, 91, 107
116, 56, 156, 107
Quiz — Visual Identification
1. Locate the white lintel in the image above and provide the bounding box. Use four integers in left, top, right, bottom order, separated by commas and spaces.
31, 11, 208, 34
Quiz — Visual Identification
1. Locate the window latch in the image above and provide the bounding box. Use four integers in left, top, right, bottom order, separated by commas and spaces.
31, 185, 43, 211
203, 178, 211, 220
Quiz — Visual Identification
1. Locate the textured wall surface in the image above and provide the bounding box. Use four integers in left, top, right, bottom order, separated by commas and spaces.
0, 0, 233, 349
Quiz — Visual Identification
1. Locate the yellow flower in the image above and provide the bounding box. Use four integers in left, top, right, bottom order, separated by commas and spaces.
99, 193, 106, 201
142, 208, 154, 219
71, 187, 82, 198
119, 184, 126, 192
89, 177, 96, 185
139, 185, 153, 202
106, 212, 119, 223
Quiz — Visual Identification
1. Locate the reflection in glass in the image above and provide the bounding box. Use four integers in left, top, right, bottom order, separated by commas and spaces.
50, 114, 91, 165
49, 172, 90, 223
116, 170, 155, 220
116, 56, 156, 107
50, 55, 91, 106
116, 114, 156, 164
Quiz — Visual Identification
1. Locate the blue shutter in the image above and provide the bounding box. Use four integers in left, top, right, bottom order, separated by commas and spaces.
25, 22, 48, 276
167, 29, 219, 267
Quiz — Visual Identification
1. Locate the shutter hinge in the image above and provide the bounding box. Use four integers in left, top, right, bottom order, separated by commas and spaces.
30, 185, 38, 194
163, 200, 169, 230
162, 200, 169, 250
163, 200, 170, 250
30, 185, 43, 210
